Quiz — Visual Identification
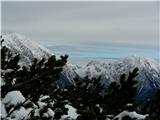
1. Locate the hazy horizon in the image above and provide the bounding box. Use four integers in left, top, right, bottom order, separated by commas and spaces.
2, 1, 159, 63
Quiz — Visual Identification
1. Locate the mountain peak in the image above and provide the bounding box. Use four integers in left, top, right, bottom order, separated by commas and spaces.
1, 32, 51, 66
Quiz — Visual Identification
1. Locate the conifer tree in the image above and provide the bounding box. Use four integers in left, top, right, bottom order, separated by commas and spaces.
103, 68, 139, 115
145, 90, 160, 120
1, 41, 69, 119
62, 68, 139, 120
1, 39, 20, 97
63, 76, 106, 120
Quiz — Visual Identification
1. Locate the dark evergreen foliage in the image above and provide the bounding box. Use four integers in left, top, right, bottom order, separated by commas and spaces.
1, 40, 20, 97
102, 68, 139, 115
63, 76, 106, 120
144, 90, 160, 120
1, 42, 69, 119
61, 68, 139, 120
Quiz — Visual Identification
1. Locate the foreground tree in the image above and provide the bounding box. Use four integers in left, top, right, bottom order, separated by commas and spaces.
145, 90, 160, 120
103, 68, 139, 115
63, 68, 139, 120
1, 45, 20, 98
1, 41, 69, 119
63, 76, 106, 120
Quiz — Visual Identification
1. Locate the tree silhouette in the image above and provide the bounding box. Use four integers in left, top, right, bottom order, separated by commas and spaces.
145, 90, 160, 120
1, 42, 69, 119
103, 68, 139, 115
62, 76, 106, 120
1, 40, 20, 97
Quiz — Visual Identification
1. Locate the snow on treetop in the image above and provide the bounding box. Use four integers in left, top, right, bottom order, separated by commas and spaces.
3, 91, 25, 108
113, 110, 148, 120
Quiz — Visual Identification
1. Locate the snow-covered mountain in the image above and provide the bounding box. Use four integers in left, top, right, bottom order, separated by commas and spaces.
57, 64, 80, 87
1, 33, 51, 66
57, 56, 160, 101
1, 33, 160, 101
70, 57, 160, 101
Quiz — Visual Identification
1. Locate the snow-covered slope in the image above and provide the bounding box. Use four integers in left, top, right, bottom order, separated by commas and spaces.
58, 64, 80, 87
1, 33, 51, 66
66, 56, 160, 101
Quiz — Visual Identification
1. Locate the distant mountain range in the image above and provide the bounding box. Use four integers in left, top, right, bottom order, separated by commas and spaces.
1, 33, 160, 101
73, 57, 160, 101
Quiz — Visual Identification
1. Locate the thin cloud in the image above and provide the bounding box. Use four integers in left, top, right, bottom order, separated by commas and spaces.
2, 1, 159, 59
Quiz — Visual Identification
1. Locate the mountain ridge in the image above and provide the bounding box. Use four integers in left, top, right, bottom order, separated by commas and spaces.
1, 32, 160, 101
1, 32, 51, 66
72, 56, 160, 101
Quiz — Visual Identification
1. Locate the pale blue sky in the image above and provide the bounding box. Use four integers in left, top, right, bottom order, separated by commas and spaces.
2, 2, 159, 63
